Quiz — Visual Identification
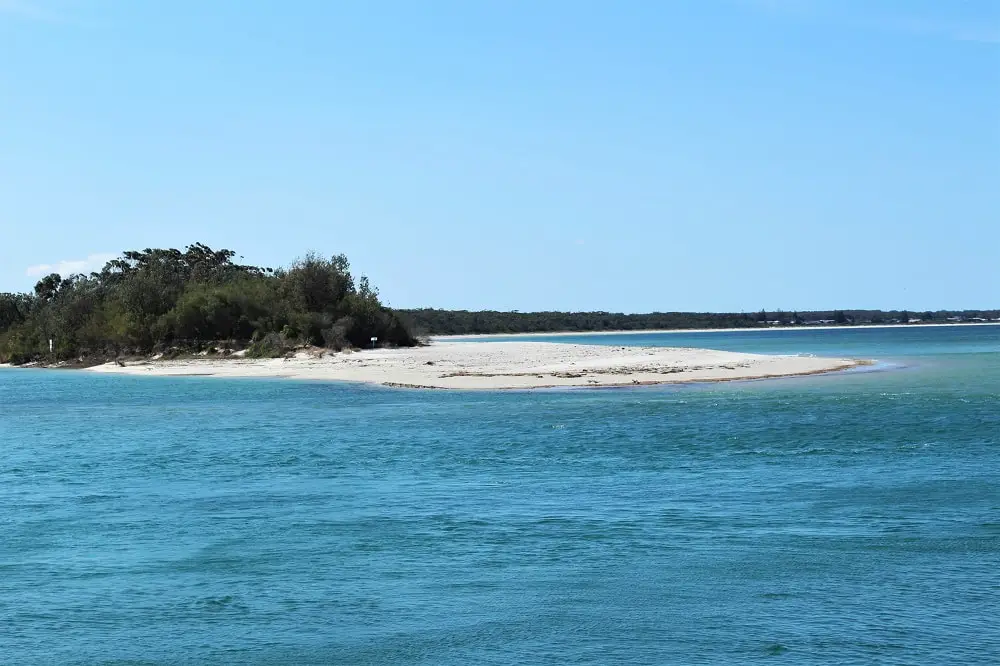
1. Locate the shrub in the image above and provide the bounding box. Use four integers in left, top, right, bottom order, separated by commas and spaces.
245, 332, 293, 358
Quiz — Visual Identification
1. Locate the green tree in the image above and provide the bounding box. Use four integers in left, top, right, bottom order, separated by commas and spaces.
33, 274, 63, 302
0, 243, 416, 364
0, 293, 31, 333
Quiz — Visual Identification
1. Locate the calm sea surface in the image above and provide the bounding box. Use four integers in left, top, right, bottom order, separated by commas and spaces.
1, 325, 998, 665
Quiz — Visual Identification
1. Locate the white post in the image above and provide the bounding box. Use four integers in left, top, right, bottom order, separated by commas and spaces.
370, 336, 377, 350
49, 339, 53, 353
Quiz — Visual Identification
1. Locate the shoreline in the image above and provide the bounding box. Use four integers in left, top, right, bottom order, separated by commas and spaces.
81, 341, 868, 390
432, 321, 1000, 340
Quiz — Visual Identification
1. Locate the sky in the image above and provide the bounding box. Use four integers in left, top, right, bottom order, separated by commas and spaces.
1, 0, 997, 313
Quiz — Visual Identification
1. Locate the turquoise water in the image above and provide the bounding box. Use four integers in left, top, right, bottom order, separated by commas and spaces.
1, 325, 998, 665
459, 323, 1000, 359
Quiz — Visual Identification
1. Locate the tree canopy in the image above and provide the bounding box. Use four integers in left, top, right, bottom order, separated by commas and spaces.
0, 244, 415, 364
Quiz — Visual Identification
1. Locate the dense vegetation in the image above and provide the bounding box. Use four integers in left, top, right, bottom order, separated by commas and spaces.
3, 246, 996, 365
399, 308, 1000, 336
0, 244, 416, 364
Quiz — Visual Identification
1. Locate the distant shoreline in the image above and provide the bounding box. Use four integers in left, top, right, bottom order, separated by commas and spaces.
433, 321, 1000, 340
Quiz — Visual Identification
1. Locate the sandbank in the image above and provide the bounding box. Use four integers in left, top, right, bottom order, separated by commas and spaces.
85, 341, 865, 390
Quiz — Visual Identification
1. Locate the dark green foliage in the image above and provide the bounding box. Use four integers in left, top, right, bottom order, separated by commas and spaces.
397, 308, 1000, 337
33, 274, 63, 302
282, 253, 354, 313
0, 293, 32, 332
0, 244, 417, 364
399, 310, 764, 336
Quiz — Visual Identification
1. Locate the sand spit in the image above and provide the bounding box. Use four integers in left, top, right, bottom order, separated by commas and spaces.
84, 341, 866, 390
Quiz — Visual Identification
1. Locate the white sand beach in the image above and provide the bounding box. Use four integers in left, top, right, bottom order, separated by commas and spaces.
85, 341, 865, 389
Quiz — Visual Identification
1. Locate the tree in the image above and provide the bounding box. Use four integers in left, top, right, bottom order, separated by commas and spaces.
282, 253, 355, 314
0, 293, 31, 333
1, 243, 417, 364
34, 274, 63, 302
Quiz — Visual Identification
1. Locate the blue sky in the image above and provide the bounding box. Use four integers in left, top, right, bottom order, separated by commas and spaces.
2, 0, 997, 312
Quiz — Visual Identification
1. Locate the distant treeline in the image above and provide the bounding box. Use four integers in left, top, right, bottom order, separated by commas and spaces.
0, 244, 416, 364
398, 308, 1000, 336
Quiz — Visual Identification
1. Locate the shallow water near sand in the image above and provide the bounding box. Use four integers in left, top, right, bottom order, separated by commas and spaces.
1, 325, 998, 665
